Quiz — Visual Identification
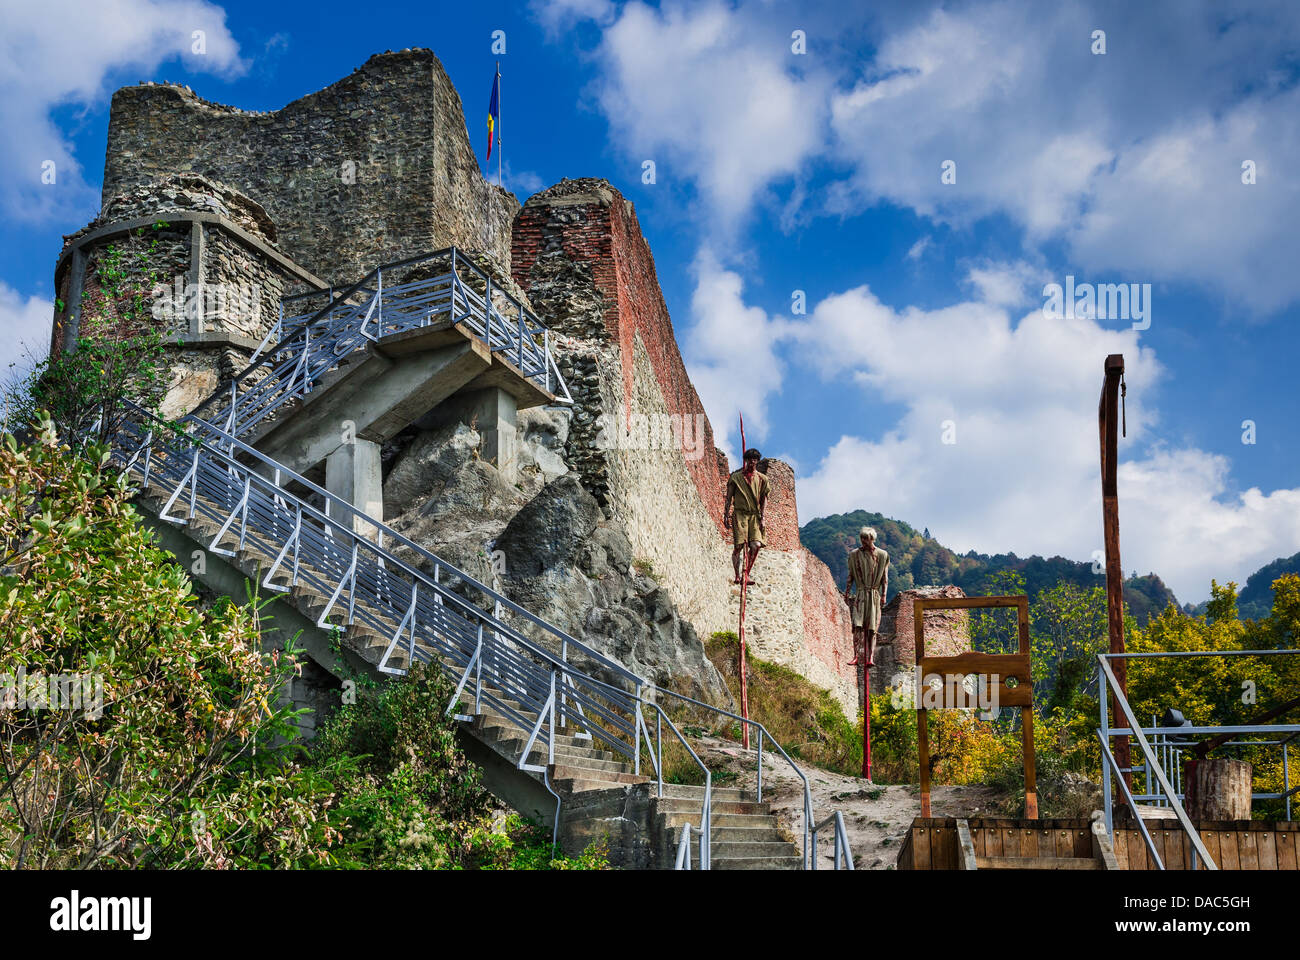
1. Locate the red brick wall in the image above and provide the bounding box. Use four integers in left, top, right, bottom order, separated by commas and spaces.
512, 181, 731, 534
513, 179, 859, 713
877, 585, 971, 674
757, 459, 800, 552
800, 547, 858, 695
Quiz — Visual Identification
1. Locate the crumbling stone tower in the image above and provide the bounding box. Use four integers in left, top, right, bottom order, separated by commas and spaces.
53, 174, 324, 417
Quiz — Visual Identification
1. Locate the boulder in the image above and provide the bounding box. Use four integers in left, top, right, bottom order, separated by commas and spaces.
495, 475, 731, 705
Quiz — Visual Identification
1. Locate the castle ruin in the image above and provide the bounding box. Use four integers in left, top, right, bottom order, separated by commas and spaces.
53, 48, 861, 719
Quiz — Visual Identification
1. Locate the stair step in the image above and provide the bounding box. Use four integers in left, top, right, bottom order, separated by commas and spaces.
553, 777, 650, 794
660, 811, 776, 829
550, 763, 645, 785
974, 856, 1104, 871
652, 783, 758, 804
710, 856, 804, 871
501, 740, 623, 765
549, 756, 636, 777
478, 724, 594, 752
709, 840, 801, 860
654, 796, 770, 816
709, 826, 785, 844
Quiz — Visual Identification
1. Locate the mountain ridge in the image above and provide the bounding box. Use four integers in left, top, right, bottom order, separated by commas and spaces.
800, 509, 1181, 624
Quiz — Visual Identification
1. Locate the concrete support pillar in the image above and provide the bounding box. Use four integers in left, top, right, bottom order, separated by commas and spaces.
476, 388, 518, 485
326, 438, 384, 538
429, 387, 518, 484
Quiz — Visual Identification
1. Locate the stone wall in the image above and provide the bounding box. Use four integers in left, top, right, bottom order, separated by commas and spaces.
53, 175, 323, 418
101, 49, 518, 284
872, 585, 972, 696
512, 179, 858, 718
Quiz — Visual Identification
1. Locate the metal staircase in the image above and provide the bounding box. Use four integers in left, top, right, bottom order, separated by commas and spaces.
189, 248, 571, 441
104, 250, 829, 868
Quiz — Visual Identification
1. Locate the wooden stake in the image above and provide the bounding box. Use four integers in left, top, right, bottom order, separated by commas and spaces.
1099, 354, 1131, 789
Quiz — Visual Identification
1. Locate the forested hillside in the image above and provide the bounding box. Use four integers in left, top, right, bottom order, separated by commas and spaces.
1182, 551, 1300, 620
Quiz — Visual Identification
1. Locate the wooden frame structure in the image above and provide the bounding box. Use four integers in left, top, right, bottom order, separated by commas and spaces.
915, 594, 1037, 818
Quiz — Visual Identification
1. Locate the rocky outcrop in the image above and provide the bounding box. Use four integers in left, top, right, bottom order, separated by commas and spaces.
494, 475, 731, 704
378, 418, 729, 703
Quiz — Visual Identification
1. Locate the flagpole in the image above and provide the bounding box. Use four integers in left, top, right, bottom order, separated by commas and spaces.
497, 61, 503, 189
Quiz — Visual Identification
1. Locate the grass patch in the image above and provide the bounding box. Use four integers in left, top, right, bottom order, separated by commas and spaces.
701, 631, 864, 777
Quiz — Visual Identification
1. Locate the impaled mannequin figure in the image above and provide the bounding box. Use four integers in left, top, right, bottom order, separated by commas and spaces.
844, 526, 889, 666
723, 448, 769, 584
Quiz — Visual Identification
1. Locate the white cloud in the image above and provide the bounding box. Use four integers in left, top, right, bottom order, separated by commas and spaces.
828, 0, 1300, 311
906, 236, 932, 261
503, 165, 546, 198
564, 0, 831, 230
0, 284, 55, 381
683, 249, 787, 456
673, 250, 1297, 602
546, 0, 1300, 599
962, 259, 1050, 309
531, 0, 616, 34
553, 0, 1300, 311
787, 281, 1299, 603
0, 0, 245, 221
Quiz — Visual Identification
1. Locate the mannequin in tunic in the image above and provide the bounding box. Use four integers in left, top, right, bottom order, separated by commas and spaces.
723, 448, 769, 585
844, 526, 890, 666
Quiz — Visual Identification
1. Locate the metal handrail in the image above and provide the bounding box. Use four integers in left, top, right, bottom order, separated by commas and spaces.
674, 822, 708, 870
118, 400, 636, 686
810, 810, 854, 870
1096, 729, 1166, 868
193, 247, 570, 436
1142, 726, 1294, 819
648, 684, 814, 869
109, 401, 721, 864
1097, 654, 1218, 869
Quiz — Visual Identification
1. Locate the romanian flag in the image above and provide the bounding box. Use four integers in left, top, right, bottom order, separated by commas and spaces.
486, 66, 500, 161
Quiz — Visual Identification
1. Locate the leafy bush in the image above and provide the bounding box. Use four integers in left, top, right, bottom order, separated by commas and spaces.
0, 416, 296, 868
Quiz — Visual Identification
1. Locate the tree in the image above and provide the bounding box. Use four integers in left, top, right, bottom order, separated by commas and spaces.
1030, 582, 1110, 713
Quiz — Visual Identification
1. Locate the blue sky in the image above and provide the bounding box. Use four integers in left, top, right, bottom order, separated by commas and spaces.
1, 0, 1298, 603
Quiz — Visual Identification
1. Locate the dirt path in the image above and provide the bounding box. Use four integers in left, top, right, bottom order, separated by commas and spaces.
695, 736, 1005, 869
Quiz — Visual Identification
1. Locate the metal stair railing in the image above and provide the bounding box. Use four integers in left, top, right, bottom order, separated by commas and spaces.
674, 822, 708, 870
646, 684, 814, 869
1097, 654, 1218, 869
114, 402, 634, 682
191, 247, 571, 441
810, 810, 854, 870
107, 401, 722, 862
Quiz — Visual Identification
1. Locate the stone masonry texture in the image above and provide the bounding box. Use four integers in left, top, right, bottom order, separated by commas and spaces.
101, 49, 518, 285
873, 585, 972, 696
54, 175, 322, 418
